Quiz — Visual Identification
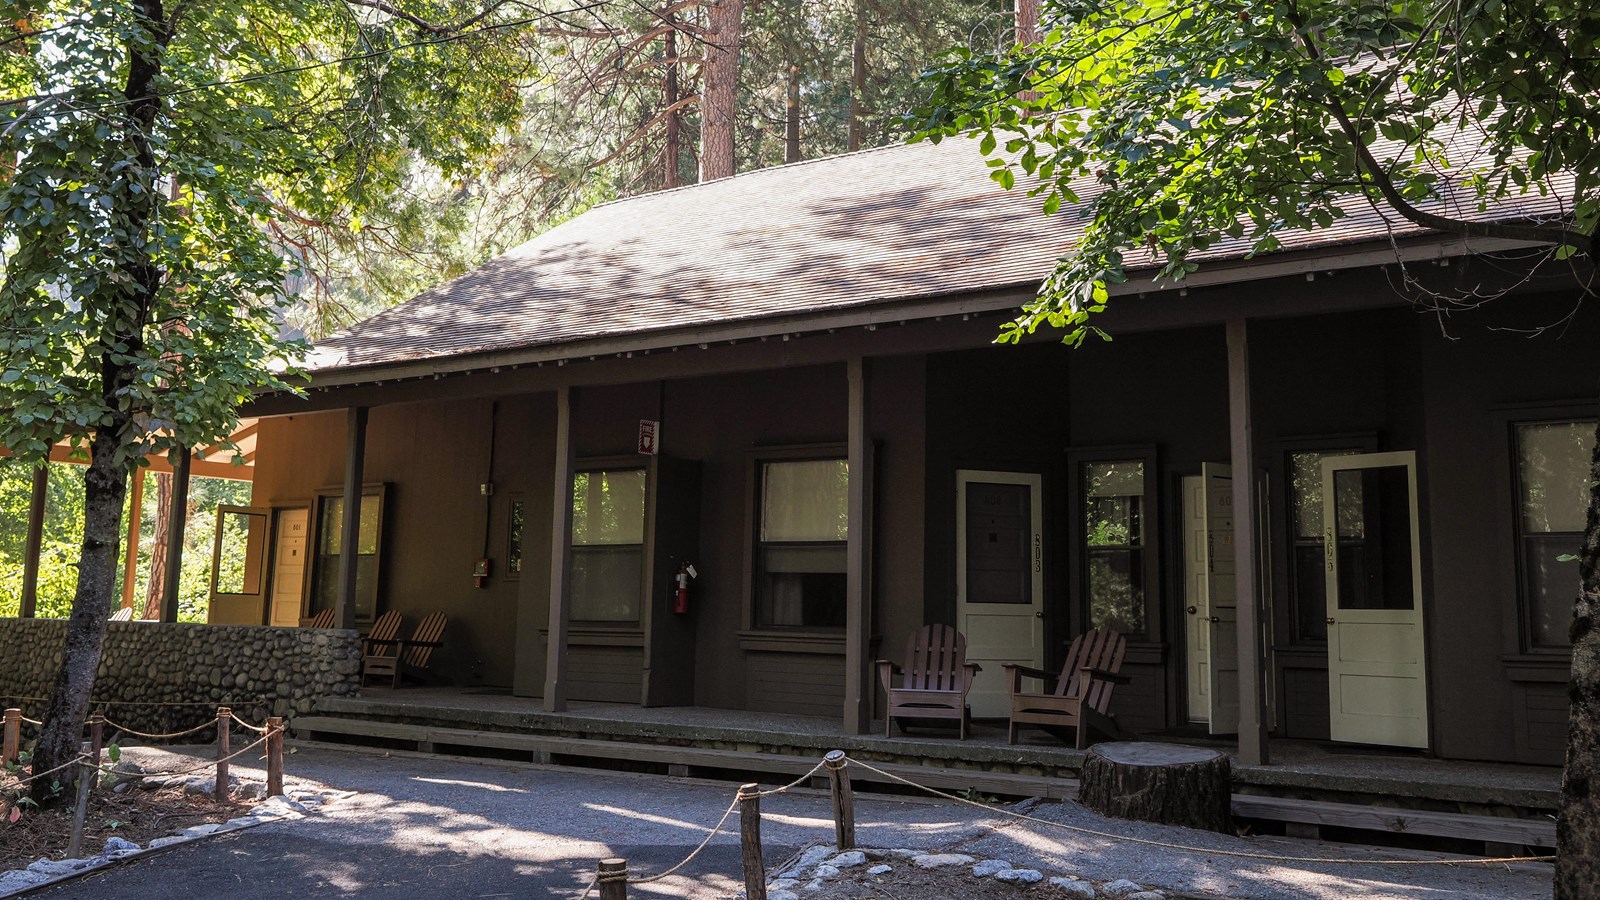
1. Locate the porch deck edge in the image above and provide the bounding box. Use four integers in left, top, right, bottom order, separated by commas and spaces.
314, 695, 1559, 810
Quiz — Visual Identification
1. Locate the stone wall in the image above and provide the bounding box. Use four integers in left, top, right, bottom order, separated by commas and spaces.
0, 620, 360, 739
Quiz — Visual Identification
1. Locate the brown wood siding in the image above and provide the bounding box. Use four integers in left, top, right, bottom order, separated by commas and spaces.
1513, 683, 1569, 766
746, 651, 844, 717
1279, 666, 1332, 741
567, 645, 645, 703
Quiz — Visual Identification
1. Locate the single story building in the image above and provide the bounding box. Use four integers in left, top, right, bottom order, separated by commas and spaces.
223, 136, 1591, 768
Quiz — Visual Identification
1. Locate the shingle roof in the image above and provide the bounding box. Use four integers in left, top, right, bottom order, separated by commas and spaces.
307, 134, 1571, 373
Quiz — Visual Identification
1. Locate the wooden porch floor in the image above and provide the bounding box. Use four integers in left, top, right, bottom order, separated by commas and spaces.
306, 686, 1560, 814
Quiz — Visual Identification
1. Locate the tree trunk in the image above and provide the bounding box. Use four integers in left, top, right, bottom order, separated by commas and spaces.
662, 17, 680, 189
1079, 742, 1233, 834
1555, 420, 1600, 898
30, 431, 127, 802
143, 471, 171, 620
31, 0, 164, 803
784, 64, 801, 164
1014, 0, 1040, 46
698, 0, 742, 182
846, 1, 867, 152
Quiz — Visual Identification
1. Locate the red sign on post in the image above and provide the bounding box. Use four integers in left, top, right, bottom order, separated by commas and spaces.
638, 419, 660, 456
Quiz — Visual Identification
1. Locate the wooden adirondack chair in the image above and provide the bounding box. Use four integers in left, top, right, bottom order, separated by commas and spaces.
108, 607, 133, 622
364, 611, 448, 688
304, 609, 335, 629
1005, 627, 1131, 748
359, 610, 405, 687
876, 624, 981, 739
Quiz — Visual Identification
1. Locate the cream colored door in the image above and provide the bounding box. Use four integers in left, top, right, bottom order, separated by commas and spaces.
207, 506, 269, 625
1182, 465, 1240, 733
1323, 452, 1428, 748
956, 471, 1045, 719
269, 508, 309, 627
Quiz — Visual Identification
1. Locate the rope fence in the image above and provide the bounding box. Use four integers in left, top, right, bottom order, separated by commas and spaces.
3, 705, 289, 800
575, 749, 1556, 899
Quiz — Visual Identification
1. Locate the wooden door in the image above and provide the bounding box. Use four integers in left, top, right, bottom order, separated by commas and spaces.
956, 471, 1044, 719
1182, 465, 1240, 733
269, 508, 309, 627
207, 505, 269, 625
1322, 451, 1429, 748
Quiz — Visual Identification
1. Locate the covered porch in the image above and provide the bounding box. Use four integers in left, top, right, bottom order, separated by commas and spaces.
293, 685, 1560, 853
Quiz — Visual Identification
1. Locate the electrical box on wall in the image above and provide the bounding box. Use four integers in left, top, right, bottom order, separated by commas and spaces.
480, 482, 495, 496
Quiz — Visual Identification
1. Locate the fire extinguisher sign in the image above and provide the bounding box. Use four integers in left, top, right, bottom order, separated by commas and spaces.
638, 419, 660, 456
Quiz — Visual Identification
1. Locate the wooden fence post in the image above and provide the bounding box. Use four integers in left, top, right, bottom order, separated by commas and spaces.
215, 707, 231, 802
597, 857, 628, 900
2, 709, 19, 765
739, 783, 766, 900
88, 715, 104, 792
266, 717, 284, 797
824, 750, 855, 850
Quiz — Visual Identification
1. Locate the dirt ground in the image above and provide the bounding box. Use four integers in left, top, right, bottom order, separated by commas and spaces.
0, 771, 252, 869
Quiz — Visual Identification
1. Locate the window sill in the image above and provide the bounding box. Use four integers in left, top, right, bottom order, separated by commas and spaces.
539, 626, 644, 647
738, 630, 847, 655
1502, 652, 1572, 683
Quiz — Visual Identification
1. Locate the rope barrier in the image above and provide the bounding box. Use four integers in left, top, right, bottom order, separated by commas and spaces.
99, 717, 217, 742
229, 713, 271, 734
751, 759, 829, 798
5, 754, 89, 788
577, 793, 743, 899
18, 716, 41, 727
840, 756, 1555, 867
139, 731, 277, 780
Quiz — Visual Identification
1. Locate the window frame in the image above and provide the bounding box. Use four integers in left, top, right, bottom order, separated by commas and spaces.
504, 492, 525, 581
1067, 446, 1160, 644
306, 482, 389, 627
1270, 435, 1380, 646
1508, 408, 1598, 654
568, 462, 650, 627
743, 443, 850, 634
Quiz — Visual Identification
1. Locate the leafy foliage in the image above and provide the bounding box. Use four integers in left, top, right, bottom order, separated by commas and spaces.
913, 0, 1599, 345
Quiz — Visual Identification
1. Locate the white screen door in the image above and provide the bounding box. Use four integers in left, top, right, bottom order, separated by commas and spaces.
1182, 464, 1240, 733
269, 508, 309, 627
1322, 451, 1429, 748
956, 471, 1044, 718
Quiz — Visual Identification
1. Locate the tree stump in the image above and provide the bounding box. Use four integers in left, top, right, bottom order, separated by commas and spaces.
1078, 742, 1232, 833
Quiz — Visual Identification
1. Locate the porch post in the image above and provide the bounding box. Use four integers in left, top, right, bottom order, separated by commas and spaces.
159, 447, 191, 624
843, 357, 873, 735
120, 469, 144, 612
19, 466, 47, 618
544, 385, 577, 712
335, 407, 369, 630
1226, 319, 1270, 765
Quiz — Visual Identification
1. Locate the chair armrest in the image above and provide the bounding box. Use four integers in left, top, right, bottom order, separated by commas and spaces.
363, 637, 402, 650
964, 663, 982, 673
1003, 664, 1055, 680
876, 659, 899, 693
1079, 666, 1131, 685
398, 639, 443, 650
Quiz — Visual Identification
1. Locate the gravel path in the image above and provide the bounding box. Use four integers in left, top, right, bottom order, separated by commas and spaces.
22, 744, 1555, 899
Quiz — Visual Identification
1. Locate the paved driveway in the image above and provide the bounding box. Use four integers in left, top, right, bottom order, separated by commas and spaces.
27, 744, 1555, 899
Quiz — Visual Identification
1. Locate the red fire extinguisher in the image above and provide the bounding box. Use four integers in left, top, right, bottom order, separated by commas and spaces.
674, 563, 697, 614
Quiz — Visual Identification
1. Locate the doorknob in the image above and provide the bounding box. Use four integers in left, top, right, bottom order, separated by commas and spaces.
1034, 611, 1044, 619
1326, 617, 1336, 625
1208, 615, 1221, 623
1186, 605, 1198, 615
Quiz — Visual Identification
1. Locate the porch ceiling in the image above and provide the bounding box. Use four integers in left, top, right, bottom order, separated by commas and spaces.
28, 418, 258, 482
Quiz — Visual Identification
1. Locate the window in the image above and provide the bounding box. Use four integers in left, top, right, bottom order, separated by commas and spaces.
1515, 420, 1597, 649
310, 490, 384, 623
506, 495, 525, 579
1081, 459, 1149, 636
1286, 449, 1360, 642
570, 469, 647, 623
755, 458, 849, 629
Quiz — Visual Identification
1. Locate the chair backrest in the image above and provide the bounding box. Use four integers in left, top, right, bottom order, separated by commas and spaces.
306, 609, 335, 629
402, 612, 448, 669
1056, 628, 1127, 713
366, 610, 404, 655
108, 607, 133, 622
897, 624, 968, 692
